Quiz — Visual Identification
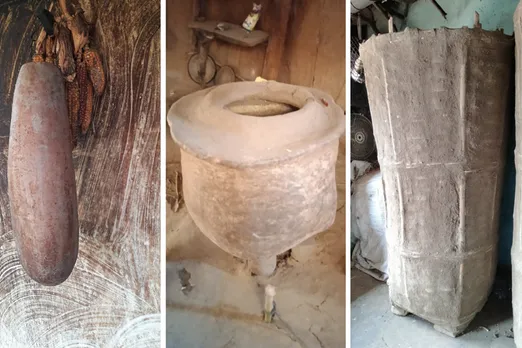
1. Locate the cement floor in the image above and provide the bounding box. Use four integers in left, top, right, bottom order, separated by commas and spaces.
351, 269, 515, 348
166, 254, 346, 348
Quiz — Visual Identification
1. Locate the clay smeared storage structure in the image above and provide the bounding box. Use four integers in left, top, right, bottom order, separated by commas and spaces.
168, 81, 345, 275
360, 28, 513, 336
514, 4, 522, 346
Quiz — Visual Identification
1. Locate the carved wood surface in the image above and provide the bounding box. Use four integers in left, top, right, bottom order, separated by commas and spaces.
0, 1, 160, 347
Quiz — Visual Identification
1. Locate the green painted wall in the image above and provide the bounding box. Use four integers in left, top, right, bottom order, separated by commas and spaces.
407, 0, 518, 34
406, 0, 518, 265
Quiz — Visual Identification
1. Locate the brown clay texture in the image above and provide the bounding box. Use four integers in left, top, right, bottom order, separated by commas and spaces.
168, 81, 345, 260
8, 62, 79, 285
514, 4, 522, 346
360, 28, 513, 332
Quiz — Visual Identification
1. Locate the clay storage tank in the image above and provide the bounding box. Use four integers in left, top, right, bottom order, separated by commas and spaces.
360, 24, 513, 337
168, 81, 345, 276
513, 3, 522, 346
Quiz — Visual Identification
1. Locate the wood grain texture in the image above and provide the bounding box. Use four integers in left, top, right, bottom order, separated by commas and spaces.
165, 0, 200, 105
0, 1, 160, 347
261, 0, 292, 80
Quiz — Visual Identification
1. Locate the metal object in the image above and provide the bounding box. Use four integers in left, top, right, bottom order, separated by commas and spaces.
430, 0, 447, 19
351, 113, 375, 160
188, 30, 216, 87
187, 53, 216, 86
351, 57, 364, 84
215, 65, 235, 85
350, 35, 365, 83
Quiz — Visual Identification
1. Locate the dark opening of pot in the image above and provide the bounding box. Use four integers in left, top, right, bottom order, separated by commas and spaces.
226, 98, 299, 117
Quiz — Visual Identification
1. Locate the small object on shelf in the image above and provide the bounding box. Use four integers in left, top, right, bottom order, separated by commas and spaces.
189, 20, 268, 47
243, 3, 262, 32
216, 22, 229, 31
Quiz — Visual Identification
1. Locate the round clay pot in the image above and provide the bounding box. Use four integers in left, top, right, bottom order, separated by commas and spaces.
168, 81, 345, 275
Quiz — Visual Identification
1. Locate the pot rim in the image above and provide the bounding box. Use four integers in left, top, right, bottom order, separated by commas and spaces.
167, 81, 345, 167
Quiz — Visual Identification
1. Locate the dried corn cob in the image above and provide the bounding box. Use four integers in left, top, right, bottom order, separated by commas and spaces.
80, 81, 93, 134
33, 55, 45, 63
78, 59, 94, 135
66, 79, 79, 146
77, 60, 89, 133
84, 48, 105, 96
44, 35, 55, 64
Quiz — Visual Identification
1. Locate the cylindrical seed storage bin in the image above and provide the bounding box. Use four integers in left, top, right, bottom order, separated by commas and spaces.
168, 81, 345, 275
360, 27, 513, 337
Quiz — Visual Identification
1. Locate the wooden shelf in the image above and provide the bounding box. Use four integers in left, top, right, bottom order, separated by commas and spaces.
189, 20, 269, 48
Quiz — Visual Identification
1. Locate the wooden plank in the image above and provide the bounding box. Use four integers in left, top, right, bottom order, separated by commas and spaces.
274, 0, 345, 110
278, 0, 323, 87
311, 0, 346, 109
206, 0, 253, 24
261, 0, 293, 80
189, 20, 269, 47
0, 0, 160, 346
166, 0, 200, 105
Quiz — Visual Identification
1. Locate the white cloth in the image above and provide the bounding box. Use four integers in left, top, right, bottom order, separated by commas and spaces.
351, 170, 388, 281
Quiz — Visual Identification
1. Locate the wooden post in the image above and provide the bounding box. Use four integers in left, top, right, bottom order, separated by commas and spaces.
474, 11, 482, 29
261, 0, 293, 80
192, 0, 205, 46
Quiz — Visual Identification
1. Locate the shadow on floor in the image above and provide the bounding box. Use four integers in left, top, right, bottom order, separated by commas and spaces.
350, 267, 384, 302
351, 268, 515, 348
467, 266, 513, 335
